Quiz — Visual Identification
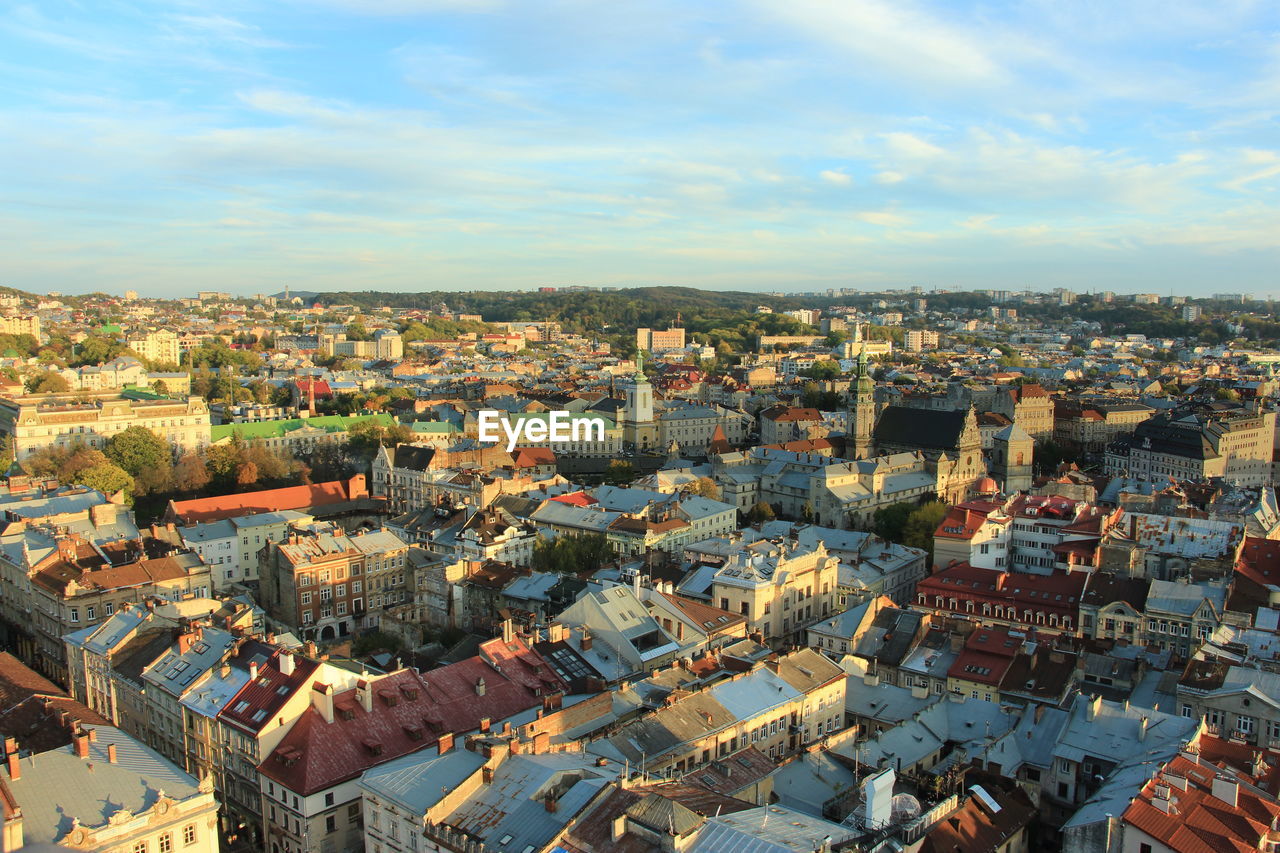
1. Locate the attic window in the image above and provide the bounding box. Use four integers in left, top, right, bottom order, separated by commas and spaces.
379, 689, 398, 707
252, 709, 268, 723
337, 704, 356, 721
233, 701, 250, 714
400, 685, 419, 701
363, 738, 383, 756
403, 723, 423, 741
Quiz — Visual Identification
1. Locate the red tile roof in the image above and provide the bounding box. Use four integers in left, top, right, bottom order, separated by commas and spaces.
219, 649, 319, 736
1123, 753, 1280, 853
917, 564, 1086, 631
167, 476, 369, 524
259, 636, 567, 795
550, 491, 597, 507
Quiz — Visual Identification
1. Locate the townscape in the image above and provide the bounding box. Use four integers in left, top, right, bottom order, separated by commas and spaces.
0, 285, 1274, 852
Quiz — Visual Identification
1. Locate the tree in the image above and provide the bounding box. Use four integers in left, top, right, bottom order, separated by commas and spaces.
872, 501, 915, 543
25, 371, 69, 394
105, 426, 171, 478
689, 477, 720, 500
531, 533, 612, 575
173, 453, 211, 493
800, 501, 815, 523
748, 501, 776, 523
602, 459, 635, 486
76, 462, 134, 502
902, 501, 949, 559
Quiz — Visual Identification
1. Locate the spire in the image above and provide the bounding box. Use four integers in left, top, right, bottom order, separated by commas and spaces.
635, 349, 645, 378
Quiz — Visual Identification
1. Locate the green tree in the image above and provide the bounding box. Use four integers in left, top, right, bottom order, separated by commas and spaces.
747, 501, 776, 523
602, 459, 635, 486
76, 462, 134, 502
531, 533, 612, 575
902, 501, 949, 560
105, 426, 171, 478
872, 501, 916, 542
25, 371, 70, 394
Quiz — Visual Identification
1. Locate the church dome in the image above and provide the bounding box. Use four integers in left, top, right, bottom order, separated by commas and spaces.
976, 476, 998, 494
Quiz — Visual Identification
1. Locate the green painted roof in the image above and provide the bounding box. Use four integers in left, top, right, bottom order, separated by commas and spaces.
410, 421, 459, 433
211, 412, 397, 442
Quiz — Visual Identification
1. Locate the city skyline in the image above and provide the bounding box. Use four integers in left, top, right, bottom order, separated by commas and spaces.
3, 0, 1279, 296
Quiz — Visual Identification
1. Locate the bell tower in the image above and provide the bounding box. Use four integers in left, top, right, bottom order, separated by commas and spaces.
848, 348, 875, 459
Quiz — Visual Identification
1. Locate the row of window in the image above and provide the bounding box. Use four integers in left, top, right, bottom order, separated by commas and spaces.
131, 824, 198, 853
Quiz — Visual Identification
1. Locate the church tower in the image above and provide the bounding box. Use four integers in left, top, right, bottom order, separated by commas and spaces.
991, 423, 1034, 493
623, 350, 659, 451
848, 348, 875, 459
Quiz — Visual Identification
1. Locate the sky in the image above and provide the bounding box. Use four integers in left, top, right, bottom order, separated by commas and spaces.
1, 1, 1278, 297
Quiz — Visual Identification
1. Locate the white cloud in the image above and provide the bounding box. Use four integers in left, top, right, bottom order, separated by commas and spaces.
857, 210, 909, 227
881, 132, 945, 160
758, 0, 1007, 87
874, 170, 905, 184
820, 169, 853, 186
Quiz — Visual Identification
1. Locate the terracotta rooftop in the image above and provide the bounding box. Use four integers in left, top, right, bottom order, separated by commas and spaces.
166, 476, 370, 524
1124, 753, 1280, 853
259, 636, 566, 795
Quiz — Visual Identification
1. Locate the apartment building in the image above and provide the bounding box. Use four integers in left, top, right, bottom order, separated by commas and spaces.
1053, 400, 1152, 454
703, 539, 840, 645
636, 326, 687, 352
1106, 406, 1277, 487
126, 329, 182, 365
179, 510, 315, 591
0, 391, 211, 461
2, 521, 211, 682
259, 522, 410, 640
0, 314, 40, 339
257, 632, 566, 853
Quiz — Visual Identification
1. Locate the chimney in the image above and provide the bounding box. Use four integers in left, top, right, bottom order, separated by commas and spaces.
1138, 716, 1148, 741
249, 662, 259, 681
501, 619, 514, 644
304, 640, 318, 658
5, 752, 17, 781
357, 680, 373, 713
1211, 776, 1239, 808
480, 717, 491, 733
612, 814, 628, 842
1086, 695, 1101, 722
476, 677, 486, 696
580, 629, 592, 652
107, 743, 117, 764
438, 732, 454, 755
544, 792, 558, 813
311, 682, 335, 724
509, 737, 521, 755
74, 732, 90, 759
87, 728, 96, 742
280, 652, 295, 677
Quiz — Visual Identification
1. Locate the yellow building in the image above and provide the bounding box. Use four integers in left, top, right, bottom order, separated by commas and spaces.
710, 540, 840, 645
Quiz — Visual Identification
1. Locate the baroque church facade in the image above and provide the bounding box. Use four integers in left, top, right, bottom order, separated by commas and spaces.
846, 350, 988, 503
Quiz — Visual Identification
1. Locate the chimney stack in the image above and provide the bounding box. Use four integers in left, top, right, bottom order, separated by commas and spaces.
73, 732, 90, 759
1138, 716, 1149, 741
107, 743, 117, 764
280, 652, 295, 676
6, 752, 17, 781
249, 662, 259, 681
438, 732, 454, 755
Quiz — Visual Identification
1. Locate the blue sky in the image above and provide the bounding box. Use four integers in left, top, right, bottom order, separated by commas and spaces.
1, 0, 1278, 297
